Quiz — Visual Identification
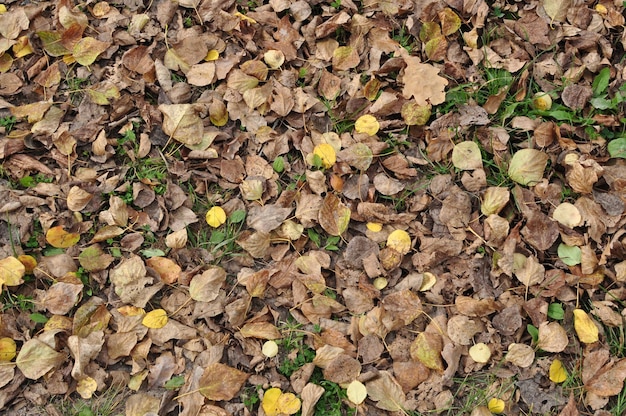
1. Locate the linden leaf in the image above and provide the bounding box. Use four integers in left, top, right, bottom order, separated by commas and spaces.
573, 309, 599, 344
264, 49, 284, 69
469, 343, 491, 364
386, 229, 411, 255
189, 266, 226, 302
142, 309, 168, 329
558, 243, 582, 266
206, 206, 227, 227
79, 245, 114, 272
72, 37, 110, 66
0, 256, 25, 288
276, 392, 301, 415
46, 226, 80, 248
481, 187, 510, 216
401, 101, 431, 126
452, 141, 483, 170
508, 149, 548, 186
209, 100, 228, 127
549, 359, 567, 383
146, 257, 181, 284
542, 0, 572, 22
439, 8, 461, 36
198, 363, 249, 401
354, 114, 380, 136
505, 343, 535, 368
347, 380, 367, 405
312, 143, 337, 169
0, 338, 17, 361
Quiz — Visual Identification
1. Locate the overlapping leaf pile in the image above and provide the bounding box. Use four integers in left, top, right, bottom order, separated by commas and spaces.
1, 0, 626, 414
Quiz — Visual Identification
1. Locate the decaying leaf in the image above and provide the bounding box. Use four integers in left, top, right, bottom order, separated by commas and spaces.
410, 332, 444, 371
0, 256, 25, 288
505, 343, 535, 368
318, 193, 350, 236
16, 338, 65, 379
366, 371, 406, 411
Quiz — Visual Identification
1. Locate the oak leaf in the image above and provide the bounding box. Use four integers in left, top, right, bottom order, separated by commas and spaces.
402, 57, 448, 106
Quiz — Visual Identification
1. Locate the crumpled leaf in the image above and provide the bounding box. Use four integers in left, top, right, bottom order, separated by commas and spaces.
402, 56, 448, 106
318, 193, 350, 236
262, 387, 302, 416
386, 229, 411, 255
508, 149, 548, 186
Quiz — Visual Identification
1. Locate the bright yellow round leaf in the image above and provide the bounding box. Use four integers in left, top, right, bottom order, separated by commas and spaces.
386, 229, 411, 255
276, 392, 301, 415
0, 337, 16, 361
205, 49, 219, 61
0, 5, 6, 13
313, 143, 336, 169
142, 309, 168, 329
549, 359, 567, 383
366, 222, 382, 232
373, 277, 388, 290
354, 114, 380, 136
469, 343, 491, 363
17, 254, 37, 274
488, 398, 505, 414
206, 206, 227, 228
262, 387, 283, 416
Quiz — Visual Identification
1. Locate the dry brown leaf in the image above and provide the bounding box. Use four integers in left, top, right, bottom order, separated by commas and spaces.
198, 363, 249, 401
402, 56, 448, 106
366, 371, 406, 411
537, 321, 569, 353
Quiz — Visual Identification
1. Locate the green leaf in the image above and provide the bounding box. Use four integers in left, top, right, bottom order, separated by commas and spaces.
558, 243, 582, 266
230, 210, 246, 224
140, 248, 166, 258
307, 228, 321, 247
527, 324, 539, 344
273, 156, 285, 173
209, 231, 225, 244
590, 96, 613, 110
547, 303, 565, 320
592, 67, 611, 96
164, 375, 186, 390
608, 138, 626, 159
30, 313, 49, 324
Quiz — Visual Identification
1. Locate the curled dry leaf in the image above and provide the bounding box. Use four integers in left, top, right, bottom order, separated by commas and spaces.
318, 193, 350, 236
481, 187, 510, 216
469, 343, 491, 363
505, 343, 535, 368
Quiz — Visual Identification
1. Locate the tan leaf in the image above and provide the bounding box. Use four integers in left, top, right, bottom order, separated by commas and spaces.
44, 276, 83, 315
481, 187, 510, 216
146, 257, 181, 285
165, 228, 188, 249
332, 45, 359, 71
543, 0, 572, 22
402, 57, 448, 106
16, 338, 65, 379
189, 267, 226, 302
452, 141, 483, 170
508, 149, 548, 186
186, 62, 216, 86
240, 322, 281, 340
158, 104, 203, 145
537, 321, 569, 353
585, 359, 626, 397
505, 343, 535, 368
198, 363, 249, 401
366, 371, 406, 411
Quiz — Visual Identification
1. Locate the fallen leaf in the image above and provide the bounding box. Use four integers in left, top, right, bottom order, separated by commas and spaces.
505, 343, 535, 368
46, 226, 80, 248
452, 141, 483, 170
488, 397, 505, 414
366, 371, 406, 411
0, 256, 25, 288
469, 343, 491, 363
402, 57, 448, 106
573, 309, 599, 344
318, 193, 350, 236
16, 338, 65, 379
312, 143, 336, 168
189, 267, 226, 302
347, 380, 367, 405
198, 363, 249, 401
142, 309, 168, 329
0, 338, 17, 361
508, 149, 548, 186
537, 321, 569, 352
354, 114, 380, 136
550, 359, 568, 383
206, 206, 227, 227
410, 332, 444, 371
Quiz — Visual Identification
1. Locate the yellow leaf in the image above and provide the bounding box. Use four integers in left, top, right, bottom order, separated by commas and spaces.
234, 11, 256, 23
0, 337, 16, 361
549, 359, 567, 383
0, 256, 25, 287
12, 36, 34, 58
205, 49, 219, 61
312, 143, 336, 169
366, 222, 382, 232
354, 114, 380, 136
46, 225, 80, 248
17, 254, 37, 274
206, 206, 227, 227
262, 387, 282, 416
488, 398, 505, 414
142, 309, 168, 329
72, 37, 110, 66
346, 380, 367, 405
263, 50, 284, 69
262, 340, 279, 358
469, 342, 491, 364
76, 376, 97, 399
573, 309, 599, 343
386, 229, 411, 255
0, 5, 6, 13
277, 392, 301, 415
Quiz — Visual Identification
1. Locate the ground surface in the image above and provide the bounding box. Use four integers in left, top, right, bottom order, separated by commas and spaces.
1, 0, 626, 415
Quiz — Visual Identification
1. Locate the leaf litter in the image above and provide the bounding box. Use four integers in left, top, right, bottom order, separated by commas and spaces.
0, 0, 626, 414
